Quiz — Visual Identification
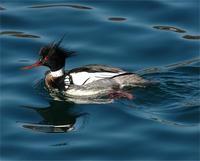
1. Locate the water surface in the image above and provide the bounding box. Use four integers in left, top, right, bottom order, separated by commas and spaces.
0, 1, 200, 160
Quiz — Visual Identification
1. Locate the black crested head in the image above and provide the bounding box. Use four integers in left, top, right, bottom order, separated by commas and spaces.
39, 35, 76, 71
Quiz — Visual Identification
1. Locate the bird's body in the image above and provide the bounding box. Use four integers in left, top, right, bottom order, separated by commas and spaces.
22, 37, 149, 102
44, 64, 148, 98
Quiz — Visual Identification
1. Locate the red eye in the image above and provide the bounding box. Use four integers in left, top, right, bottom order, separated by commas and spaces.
44, 56, 48, 61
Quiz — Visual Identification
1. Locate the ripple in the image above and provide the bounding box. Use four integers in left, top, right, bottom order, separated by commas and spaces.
134, 57, 200, 126
29, 3, 93, 10
139, 58, 200, 75
0, 6, 5, 10
0, 31, 23, 35
51, 142, 68, 147
165, 58, 200, 70
108, 17, 126, 22
182, 35, 200, 40
0, 31, 40, 38
153, 25, 186, 33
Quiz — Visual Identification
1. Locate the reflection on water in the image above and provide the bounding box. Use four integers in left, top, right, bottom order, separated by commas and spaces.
21, 101, 87, 133
182, 35, 200, 40
153, 25, 200, 40
51, 142, 68, 147
153, 25, 186, 33
108, 17, 126, 22
0, 6, 5, 10
0, 31, 40, 38
29, 4, 92, 10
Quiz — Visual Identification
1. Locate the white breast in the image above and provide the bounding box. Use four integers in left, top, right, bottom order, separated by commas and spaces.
69, 72, 124, 86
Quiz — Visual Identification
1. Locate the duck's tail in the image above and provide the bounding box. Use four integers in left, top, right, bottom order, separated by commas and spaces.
112, 73, 151, 88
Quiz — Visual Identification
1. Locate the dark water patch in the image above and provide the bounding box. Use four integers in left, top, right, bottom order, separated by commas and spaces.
0, 13, 30, 28
0, 6, 5, 10
51, 142, 68, 147
108, 17, 126, 22
182, 34, 200, 40
0, 30, 40, 38
29, 4, 92, 10
153, 25, 186, 33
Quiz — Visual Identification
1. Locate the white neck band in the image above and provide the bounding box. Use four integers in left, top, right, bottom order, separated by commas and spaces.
50, 68, 64, 77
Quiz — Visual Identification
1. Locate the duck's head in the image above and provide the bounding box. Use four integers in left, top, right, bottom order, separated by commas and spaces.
22, 36, 75, 71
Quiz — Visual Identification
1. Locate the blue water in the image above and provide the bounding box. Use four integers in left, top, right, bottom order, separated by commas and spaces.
0, 1, 200, 160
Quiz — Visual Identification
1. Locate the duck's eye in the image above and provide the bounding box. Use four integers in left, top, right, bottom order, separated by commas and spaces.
44, 56, 49, 61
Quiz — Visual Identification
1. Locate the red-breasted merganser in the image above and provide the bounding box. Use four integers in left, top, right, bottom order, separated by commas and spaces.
22, 38, 149, 101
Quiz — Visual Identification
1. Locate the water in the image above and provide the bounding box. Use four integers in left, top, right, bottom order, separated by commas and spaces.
0, 0, 200, 160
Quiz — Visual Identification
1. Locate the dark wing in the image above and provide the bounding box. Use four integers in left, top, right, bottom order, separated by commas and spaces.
68, 64, 125, 73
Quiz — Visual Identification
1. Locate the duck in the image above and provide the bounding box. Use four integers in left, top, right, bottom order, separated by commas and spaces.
22, 37, 149, 101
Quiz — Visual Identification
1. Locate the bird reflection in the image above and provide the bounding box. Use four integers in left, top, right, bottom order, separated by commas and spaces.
21, 101, 87, 133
